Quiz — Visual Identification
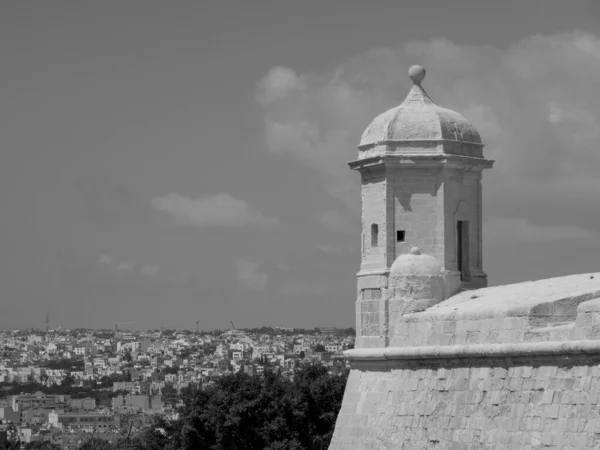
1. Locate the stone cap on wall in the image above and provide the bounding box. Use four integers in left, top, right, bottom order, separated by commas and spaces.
411, 273, 600, 324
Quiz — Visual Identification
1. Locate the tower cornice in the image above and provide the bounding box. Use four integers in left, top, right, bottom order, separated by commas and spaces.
357, 138, 485, 151
348, 153, 494, 172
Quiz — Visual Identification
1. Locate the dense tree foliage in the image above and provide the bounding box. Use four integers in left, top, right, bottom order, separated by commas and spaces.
0, 379, 128, 407
133, 364, 348, 450
241, 326, 278, 336
23, 442, 61, 449
40, 358, 85, 371
336, 327, 356, 337
76, 438, 114, 450
314, 344, 326, 352
0, 427, 20, 450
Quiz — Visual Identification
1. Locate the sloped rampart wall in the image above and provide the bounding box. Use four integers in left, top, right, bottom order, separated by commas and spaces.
330, 274, 600, 449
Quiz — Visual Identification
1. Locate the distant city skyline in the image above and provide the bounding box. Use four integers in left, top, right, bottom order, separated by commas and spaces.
0, 1, 599, 331
0, 323, 351, 334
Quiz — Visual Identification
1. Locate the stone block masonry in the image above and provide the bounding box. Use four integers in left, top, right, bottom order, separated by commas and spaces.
333, 354, 600, 449
329, 274, 600, 449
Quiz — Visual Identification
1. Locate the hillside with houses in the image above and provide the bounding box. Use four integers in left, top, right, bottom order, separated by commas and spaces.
0, 326, 354, 448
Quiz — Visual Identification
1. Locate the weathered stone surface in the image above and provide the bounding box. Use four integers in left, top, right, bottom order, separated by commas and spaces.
331, 275, 600, 449
329, 66, 600, 449
352, 67, 493, 348
389, 273, 600, 347
331, 353, 600, 450
359, 76, 483, 153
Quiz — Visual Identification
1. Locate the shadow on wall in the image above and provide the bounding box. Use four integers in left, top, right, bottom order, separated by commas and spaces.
394, 176, 442, 213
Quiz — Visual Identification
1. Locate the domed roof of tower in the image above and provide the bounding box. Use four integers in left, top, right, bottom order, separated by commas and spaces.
359, 65, 482, 149
390, 247, 443, 277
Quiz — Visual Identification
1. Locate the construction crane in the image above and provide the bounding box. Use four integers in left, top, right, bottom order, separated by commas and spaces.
45, 313, 50, 333
230, 320, 235, 330
114, 321, 137, 332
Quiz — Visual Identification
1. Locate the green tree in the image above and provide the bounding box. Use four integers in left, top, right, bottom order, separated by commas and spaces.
24, 442, 61, 449
77, 438, 113, 450
0, 424, 20, 450
61, 373, 75, 387
163, 366, 178, 375
136, 415, 184, 450
138, 364, 348, 450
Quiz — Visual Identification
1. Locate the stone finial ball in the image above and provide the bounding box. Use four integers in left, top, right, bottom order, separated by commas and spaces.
409, 246, 421, 255
408, 65, 426, 84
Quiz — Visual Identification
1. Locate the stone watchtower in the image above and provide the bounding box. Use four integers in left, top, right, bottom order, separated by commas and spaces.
330, 66, 600, 449
352, 65, 493, 349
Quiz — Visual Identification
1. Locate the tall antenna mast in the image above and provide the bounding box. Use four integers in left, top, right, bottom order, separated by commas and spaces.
45, 313, 50, 332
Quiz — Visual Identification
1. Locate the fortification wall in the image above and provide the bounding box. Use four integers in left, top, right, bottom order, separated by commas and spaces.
332, 353, 600, 449
330, 273, 600, 449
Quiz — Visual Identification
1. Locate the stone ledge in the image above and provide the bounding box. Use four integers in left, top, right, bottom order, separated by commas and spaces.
349, 153, 493, 171
357, 139, 485, 150
406, 273, 600, 322
345, 339, 600, 361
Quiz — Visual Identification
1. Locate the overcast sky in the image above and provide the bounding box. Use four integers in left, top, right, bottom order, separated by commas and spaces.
1, 1, 599, 331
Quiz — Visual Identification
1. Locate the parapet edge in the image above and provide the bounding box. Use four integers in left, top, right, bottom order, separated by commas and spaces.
345, 339, 600, 361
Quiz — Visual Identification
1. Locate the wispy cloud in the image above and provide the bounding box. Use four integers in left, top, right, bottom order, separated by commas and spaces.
172, 271, 191, 286
256, 66, 306, 105
280, 280, 333, 297
317, 210, 357, 234
315, 244, 357, 255
140, 265, 160, 276
98, 255, 160, 277
115, 261, 134, 273
235, 259, 269, 292
99, 255, 112, 266
151, 193, 278, 229
484, 217, 595, 243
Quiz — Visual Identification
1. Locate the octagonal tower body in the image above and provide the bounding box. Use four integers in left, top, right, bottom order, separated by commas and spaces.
352, 66, 494, 348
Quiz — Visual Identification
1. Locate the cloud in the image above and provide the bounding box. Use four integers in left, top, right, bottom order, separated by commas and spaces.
315, 244, 357, 255
235, 259, 269, 292
256, 66, 305, 105
317, 210, 357, 234
172, 271, 192, 286
151, 193, 278, 229
99, 255, 112, 266
98, 255, 161, 278
279, 280, 334, 298
484, 217, 595, 243
115, 261, 134, 273
69, 172, 154, 228
140, 265, 159, 276
257, 31, 600, 236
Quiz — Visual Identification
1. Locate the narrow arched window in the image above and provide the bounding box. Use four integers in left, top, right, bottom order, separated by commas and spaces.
371, 224, 379, 247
